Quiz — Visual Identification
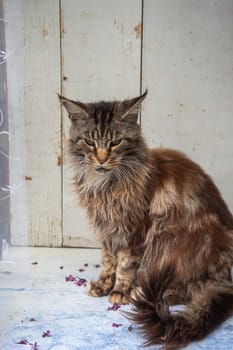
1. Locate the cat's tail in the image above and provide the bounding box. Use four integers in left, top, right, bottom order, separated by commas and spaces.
128, 266, 233, 350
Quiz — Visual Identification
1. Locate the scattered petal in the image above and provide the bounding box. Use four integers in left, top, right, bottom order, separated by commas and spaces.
94, 264, 101, 268
84, 263, 88, 267
42, 330, 51, 338
65, 274, 76, 282
112, 323, 123, 328
75, 278, 87, 287
15, 339, 38, 349
16, 339, 29, 345
128, 325, 133, 332
107, 303, 120, 311
59, 266, 64, 269
78, 268, 85, 272
29, 318, 36, 322
31, 262, 38, 265
31, 343, 38, 350
65, 274, 87, 287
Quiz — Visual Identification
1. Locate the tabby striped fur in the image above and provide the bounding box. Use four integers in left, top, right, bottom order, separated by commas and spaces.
59, 92, 233, 349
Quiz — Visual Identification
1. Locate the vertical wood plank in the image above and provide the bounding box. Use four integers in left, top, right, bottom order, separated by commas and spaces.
142, 0, 233, 211
61, 0, 142, 247
22, 0, 62, 246
0, 0, 10, 255
5, 0, 28, 246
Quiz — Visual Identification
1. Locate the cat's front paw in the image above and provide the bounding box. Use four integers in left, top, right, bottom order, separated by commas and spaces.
86, 275, 115, 297
86, 281, 109, 297
109, 290, 130, 305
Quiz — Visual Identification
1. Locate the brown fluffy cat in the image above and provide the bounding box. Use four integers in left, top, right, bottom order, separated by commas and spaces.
59, 92, 233, 349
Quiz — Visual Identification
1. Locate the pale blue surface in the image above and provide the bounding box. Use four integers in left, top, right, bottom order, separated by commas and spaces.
1, 251, 233, 350
1, 286, 233, 349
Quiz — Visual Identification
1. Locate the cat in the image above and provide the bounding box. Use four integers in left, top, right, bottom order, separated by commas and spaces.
59, 91, 233, 349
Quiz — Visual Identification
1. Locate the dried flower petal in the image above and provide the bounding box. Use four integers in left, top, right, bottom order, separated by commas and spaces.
128, 325, 133, 332
107, 303, 120, 311
15, 339, 38, 349
94, 264, 101, 268
112, 323, 123, 328
75, 278, 87, 287
84, 263, 88, 267
78, 268, 85, 272
31, 343, 38, 350
65, 274, 76, 282
16, 339, 29, 345
65, 274, 87, 287
42, 330, 51, 338
31, 262, 38, 265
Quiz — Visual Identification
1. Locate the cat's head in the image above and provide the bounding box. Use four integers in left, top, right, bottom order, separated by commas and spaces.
59, 91, 147, 178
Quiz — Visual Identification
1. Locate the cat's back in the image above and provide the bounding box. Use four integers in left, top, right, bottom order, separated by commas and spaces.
147, 147, 233, 228
148, 147, 204, 183
148, 147, 208, 205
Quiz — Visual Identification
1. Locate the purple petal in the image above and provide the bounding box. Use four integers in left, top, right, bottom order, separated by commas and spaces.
15, 339, 29, 345
78, 268, 85, 273
107, 303, 120, 311
75, 278, 87, 287
31, 343, 38, 350
112, 323, 123, 328
128, 325, 133, 332
15, 339, 38, 349
42, 330, 51, 338
65, 274, 76, 282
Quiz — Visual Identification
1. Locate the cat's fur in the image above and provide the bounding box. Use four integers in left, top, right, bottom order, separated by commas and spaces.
59, 92, 233, 349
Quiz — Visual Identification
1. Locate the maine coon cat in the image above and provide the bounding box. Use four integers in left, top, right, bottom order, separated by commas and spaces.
59, 92, 233, 349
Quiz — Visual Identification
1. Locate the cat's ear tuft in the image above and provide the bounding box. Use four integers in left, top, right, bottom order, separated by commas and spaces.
119, 90, 147, 121
58, 94, 89, 120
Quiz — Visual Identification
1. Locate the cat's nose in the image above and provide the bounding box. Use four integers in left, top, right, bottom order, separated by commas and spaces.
96, 148, 108, 164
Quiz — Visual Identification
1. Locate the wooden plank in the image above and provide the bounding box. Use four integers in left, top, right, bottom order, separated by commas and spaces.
22, 0, 62, 246
61, 0, 142, 247
142, 0, 233, 211
5, 0, 28, 246
0, 0, 10, 257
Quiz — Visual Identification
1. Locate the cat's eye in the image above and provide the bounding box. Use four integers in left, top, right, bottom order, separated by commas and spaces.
110, 139, 122, 147
84, 138, 95, 147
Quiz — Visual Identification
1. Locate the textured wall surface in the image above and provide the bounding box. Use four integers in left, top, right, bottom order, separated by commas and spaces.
4, 0, 233, 247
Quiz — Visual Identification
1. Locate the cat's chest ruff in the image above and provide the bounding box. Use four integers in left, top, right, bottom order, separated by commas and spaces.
88, 187, 147, 251
91, 188, 131, 214
87, 184, 144, 225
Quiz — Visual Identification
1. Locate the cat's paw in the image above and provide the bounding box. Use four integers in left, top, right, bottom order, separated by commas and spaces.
86, 281, 109, 297
109, 290, 130, 305
86, 276, 115, 297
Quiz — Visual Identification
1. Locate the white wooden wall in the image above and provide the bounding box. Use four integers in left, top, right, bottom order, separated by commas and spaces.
5, 0, 233, 247
61, 0, 142, 247
142, 0, 233, 213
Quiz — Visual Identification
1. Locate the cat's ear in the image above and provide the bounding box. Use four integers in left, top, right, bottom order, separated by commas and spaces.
119, 90, 148, 121
58, 94, 89, 120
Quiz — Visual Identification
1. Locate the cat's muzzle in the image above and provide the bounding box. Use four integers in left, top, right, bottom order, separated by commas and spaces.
95, 166, 111, 174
